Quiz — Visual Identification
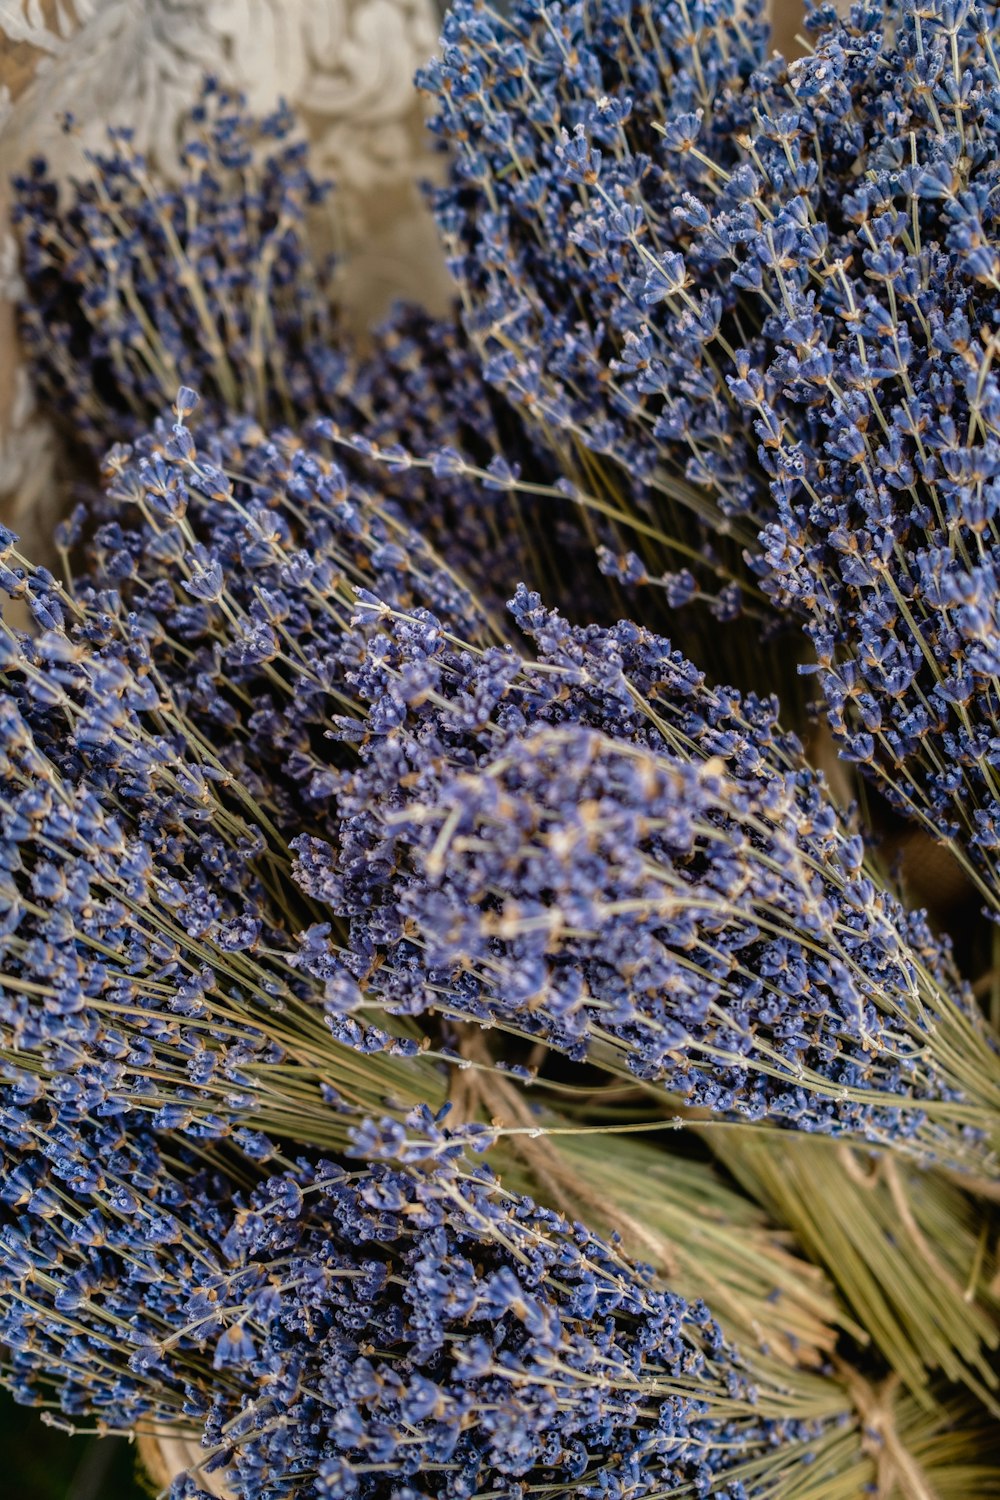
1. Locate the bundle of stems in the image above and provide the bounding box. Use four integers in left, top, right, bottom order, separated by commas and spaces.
713, 1126, 1000, 1409
450, 1033, 847, 1369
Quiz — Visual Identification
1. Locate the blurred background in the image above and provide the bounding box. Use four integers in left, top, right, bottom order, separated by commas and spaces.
0, 1390, 149, 1498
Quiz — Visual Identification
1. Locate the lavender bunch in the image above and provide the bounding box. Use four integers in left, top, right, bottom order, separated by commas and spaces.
13, 80, 346, 449
695, 0, 1000, 916
0, 1102, 860, 1500
4, 1090, 996, 1499
290, 584, 1000, 1170
418, 0, 778, 602
1, 448, 849, 1377
420, 0, 1000, 914
57, 405, 997, 1170
11, 98, 603, 628
0, 507, 456, 1149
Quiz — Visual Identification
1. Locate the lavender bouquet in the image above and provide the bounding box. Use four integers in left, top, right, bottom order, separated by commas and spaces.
2, 4, 1000, 1497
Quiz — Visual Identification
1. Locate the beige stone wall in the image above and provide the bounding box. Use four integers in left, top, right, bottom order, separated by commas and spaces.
1, 22, 60, 597
771, 0, 807, 61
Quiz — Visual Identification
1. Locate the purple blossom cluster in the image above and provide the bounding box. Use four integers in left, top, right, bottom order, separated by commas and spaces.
419, 0, 778, 602
0, 508, 452, 1148
13, 81, 346, 447
0, 1100, 835, 1500
420, 0, 1000, 910
708, 0, 1000, 913
287, 584, 998, 1165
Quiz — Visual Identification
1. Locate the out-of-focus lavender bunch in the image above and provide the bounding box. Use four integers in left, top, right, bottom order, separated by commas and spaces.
11, 82, 601, 624
13, 81, 347, 447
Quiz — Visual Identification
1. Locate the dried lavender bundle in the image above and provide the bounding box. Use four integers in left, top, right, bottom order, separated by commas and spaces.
4, 1093, 994, 1500
13, 81, 346, 447
0, 477, 849, 1377
0, 1100, 851, 1500
40, 404, 993, 1171
11, 95, 606, 632
420, 0, 781, 595
421, 0, 1000, 912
